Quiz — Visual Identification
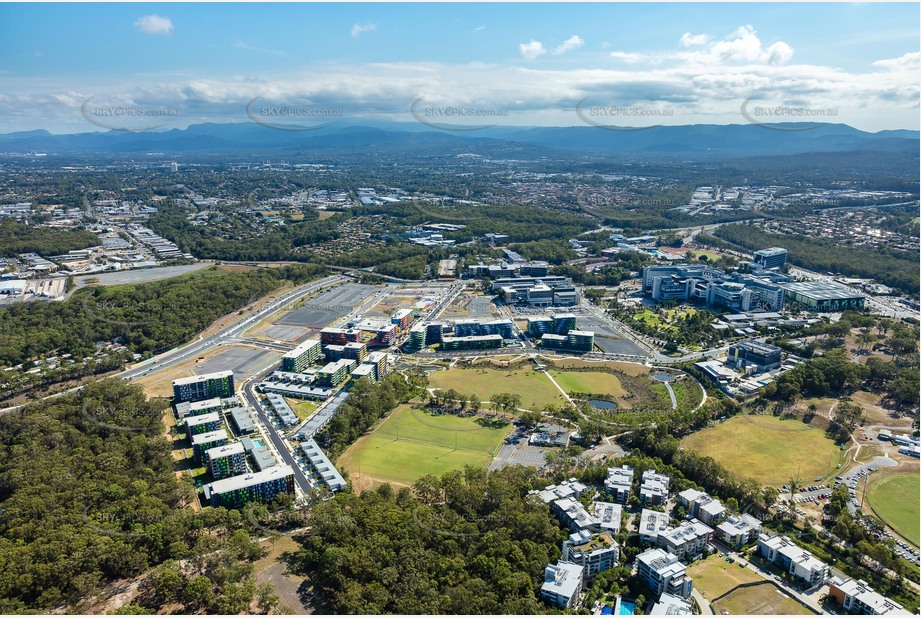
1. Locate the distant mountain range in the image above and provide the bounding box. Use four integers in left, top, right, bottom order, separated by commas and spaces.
0, 121, 917, 158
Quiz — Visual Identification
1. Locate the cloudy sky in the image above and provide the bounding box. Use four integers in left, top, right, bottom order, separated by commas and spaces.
0, 2, 918, 133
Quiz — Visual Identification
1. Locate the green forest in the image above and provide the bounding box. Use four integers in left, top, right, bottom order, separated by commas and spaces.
0, 380, 276, 613
0, 221, 100, 258
0, 264, 326, 367
286, 466, 564, 614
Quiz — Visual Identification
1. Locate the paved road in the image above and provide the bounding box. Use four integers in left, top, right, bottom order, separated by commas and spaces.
691, 589, 713, 615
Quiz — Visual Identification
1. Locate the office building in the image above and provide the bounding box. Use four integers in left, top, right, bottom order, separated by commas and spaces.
728, 340, 783, 370
440, 334, 504, 351
779, 280, 865, 312
452, 318, 514, 339
184, 411, 222, 440
605, 465, 634, 503
540, 562, 584, 608
528, 316, 554, 337
562, 530, 619, 579
203, 465, 295, 508
658, 520, 713, 561
753, 247, 788, 270
636, 548, 694, 599
639, 509, 669, 544
757, 534, 828, 587
716, 514, 763, 548
281, 340, 322, 372
191, 429, 228, 465
641, 264, 786, 311
828, 577, 910, 615
640, 470, 670, 505
173, 370, 234, 403
492, 276, 579, 307
206, 442, 247, 480
539, 330, 594, 352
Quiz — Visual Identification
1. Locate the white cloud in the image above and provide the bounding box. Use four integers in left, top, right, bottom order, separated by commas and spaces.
519, 40, 547, 60
679, 32, 710, 47
553, 35, 584, 55
873, 51, 920, 69
351, 23, 377, 38
701, 25, 793, 65
134, 15, 173, 36
474, 25, 486, 33
609, 51, 644, 63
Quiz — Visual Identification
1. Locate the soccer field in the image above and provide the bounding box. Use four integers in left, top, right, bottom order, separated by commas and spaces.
337, 405, 512, 490
682, 415, 842, 486
866, 471, 920, 547
549, 371, 627, 397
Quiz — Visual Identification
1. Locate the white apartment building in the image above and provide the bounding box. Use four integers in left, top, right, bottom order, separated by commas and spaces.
757, 534, 828, 587
636, 548, 694, 599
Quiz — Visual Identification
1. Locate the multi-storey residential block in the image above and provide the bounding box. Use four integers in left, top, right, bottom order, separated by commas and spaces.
319, 327, 360, 346
191, 428, 228, 465
391, 308, 414, 330
650, 593, 693, 615
540, 562, 584, 608
562, 530, 619, 579
203, 465, 295, 508
184, 411, 222, 441
640, 469, 670, 505
828, 577, 910, 615
350, 363, 376, 383
636, 548, 694, 599
605, 465, 634, 503
440, 334, 503, 351
173, 370, 234, 403
534, 479, 588, 504
639, 509, 670, 544
174, 397, 222, 419
317, 359, 356, 387
716, 514, 763, 548
206, 442, 247, 480
757, 534, 828, 587
425, 322, 445, 345
281, 339, 322, 372
452, 318, 514, 339
657, 519, 713, 561
528, 316, 554, 336
677, 489, 726, 525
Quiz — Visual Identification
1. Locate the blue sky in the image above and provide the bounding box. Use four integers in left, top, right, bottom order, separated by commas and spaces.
1, 3, 918, 133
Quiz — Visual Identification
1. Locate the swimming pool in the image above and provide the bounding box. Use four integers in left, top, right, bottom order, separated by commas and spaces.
618, 601, 636, 615
253, 439, 264, 447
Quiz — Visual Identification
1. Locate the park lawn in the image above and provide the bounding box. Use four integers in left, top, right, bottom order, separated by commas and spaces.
682, 415, 842, 486
712, 582, 815, 615
866, 471, 920, 547
286, 397, 318, 421
428, 366, 566, 410
549, 371, 627, 398
337, 405, 512, 489
688, 555, 764, 599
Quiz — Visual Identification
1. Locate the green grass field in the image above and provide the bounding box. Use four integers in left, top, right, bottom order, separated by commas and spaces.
688, 555, 765, 599
337, 405, 512, 490
866, 471, 920, 547
682, 415, 842, 486
286, 398, 318, 421
427, 366, 567, 410
549, 371, 627, 397
712, 582, 815, 615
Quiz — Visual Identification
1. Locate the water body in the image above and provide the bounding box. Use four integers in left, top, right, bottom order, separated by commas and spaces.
652, 371, 676, 382
588, 399, 618, 410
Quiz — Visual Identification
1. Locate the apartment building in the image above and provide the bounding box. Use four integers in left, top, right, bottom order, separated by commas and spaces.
650, 593, 693, 615
174, 397, 222, 419
534, 479, 588, 504
173, 370, 234, 403
657, 519, 713, 561
715, 514, 763, 548
203, 465, 295, 508
827, 577, 910, 615
440, 334, 504, 351
317, 359, 357, 387
562, 530, 619, 579
540, 562, 584, 608
281, 339, 322, 372
639, 509, 669, 544
452, 318, 514, 339
191, 429, 228, 465
677, 488, 726, 525
184, 411, 222, 441
640, 469, 670, 505
757, 534, 829, 587
605, 465, 634, 503
636, 548, 694, 599
206, 442, 247, 480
